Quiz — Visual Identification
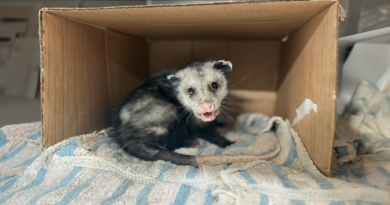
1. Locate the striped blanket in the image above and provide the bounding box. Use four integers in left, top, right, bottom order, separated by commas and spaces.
334, 81, 390, 193
0, 81, 390, 205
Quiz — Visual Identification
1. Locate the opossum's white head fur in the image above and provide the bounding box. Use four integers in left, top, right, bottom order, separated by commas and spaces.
167, 60, 232, 122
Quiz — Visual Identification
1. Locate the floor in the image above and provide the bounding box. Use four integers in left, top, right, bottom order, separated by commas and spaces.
0, 95, 41, 127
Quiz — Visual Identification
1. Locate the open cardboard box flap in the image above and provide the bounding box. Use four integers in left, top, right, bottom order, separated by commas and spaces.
39, 0, 338, 176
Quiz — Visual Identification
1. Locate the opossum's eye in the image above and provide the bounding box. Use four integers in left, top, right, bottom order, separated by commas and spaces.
187, 88, 195, 95
211, 82, 219, 90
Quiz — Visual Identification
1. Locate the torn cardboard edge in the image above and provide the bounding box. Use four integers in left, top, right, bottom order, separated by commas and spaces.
292, 99, 318, 127
338, 4, 347, 22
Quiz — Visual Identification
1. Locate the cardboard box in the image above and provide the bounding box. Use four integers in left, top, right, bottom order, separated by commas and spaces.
39, 1, 339, 176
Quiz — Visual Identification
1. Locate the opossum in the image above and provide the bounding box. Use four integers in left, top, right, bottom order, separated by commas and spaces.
110, 60, 279, 166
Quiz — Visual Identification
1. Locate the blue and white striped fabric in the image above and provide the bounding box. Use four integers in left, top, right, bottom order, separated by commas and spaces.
1, 98, 390, 204
334, 81, 390, 194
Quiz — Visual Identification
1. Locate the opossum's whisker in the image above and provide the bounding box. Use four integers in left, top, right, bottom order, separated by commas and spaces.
184, 112, 193, 134
178, 109, 191, 122
228, 75, 251, 89
219, 108, 234, 122
175, 109, 192, 130
220, 105, 242, 114
221, 101, 239, 106
221, 97, 240, 103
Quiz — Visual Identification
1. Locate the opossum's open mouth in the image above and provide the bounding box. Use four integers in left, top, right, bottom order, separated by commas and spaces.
196, 109, 219, 122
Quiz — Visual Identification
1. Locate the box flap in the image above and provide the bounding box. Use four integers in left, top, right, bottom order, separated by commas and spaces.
43, 1, 335, 39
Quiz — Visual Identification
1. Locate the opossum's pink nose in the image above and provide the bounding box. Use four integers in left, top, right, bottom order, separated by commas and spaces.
199, 101, 214, 112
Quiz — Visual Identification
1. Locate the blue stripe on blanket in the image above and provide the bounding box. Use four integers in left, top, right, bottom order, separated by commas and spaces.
367, 81, 379, 90
136, 162, 175, 204
241, 114, 250, 130
240, 130, 259, 136
214, 146, 223, 155
351, 169, 379, 189
290, 200, 306, 205
12, 155, 39, 168
386, 95, 390, 110
203, 189, 214, 205
338, 163, 351, 183
28, 166, 83, 205
29, 131, 41, 140
57, 140, 78, 157
362, 134, 371, 143
315, 178, 334, 189
172, 166, 198, 205
157, 162, 174, 181
253, 120, 268, 127
379, 139, 390, 148
186, 166, 198, 179
0, 176, 13, 183
273, 163, 308, 205
172, 184, 191, 205
0, 176, 19, 194
377, 167, 390, 186
0, 143, 28, 163
127, 155, 136, 163
356, 200, 381, 205
329, 201, 344, 205
0, 130, 38, 163
335, 146, 348, 158
357, 144, 367, 155
283, 136, 296, 166
198, 141, 210, 155
271, 164, 296, 189
222, 163, 230, 170
0, 130, 6, 150
239, 170, 257, 185
136, 184, 155, 205
56, 172, 100, 205
238, 114, 259, 136
139, 162, 154, 174
101, 179, 133, 205
90, 139, 113, 151
261, 147, 277, 155
0, 168, 48, 204
369, 112, 377, 118
242, 166, 306, 205
334, 133, 340, 140
260, 194, 269, 205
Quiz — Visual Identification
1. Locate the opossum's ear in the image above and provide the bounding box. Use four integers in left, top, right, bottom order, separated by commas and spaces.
214, 60, 232, 75
167, 75, 180, 87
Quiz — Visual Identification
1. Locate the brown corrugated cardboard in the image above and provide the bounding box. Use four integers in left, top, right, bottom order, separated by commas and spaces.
41, 13, 109, 149
275, 3, 338, 175
39, 0, 339, 176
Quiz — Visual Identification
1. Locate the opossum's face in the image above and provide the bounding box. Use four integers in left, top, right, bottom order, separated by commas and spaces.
168, 60, 232, 122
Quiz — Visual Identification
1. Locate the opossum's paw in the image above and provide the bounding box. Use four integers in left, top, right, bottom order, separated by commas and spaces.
185, 139, 205, 148
194, 140, 205, 148
229, 139, 243, 146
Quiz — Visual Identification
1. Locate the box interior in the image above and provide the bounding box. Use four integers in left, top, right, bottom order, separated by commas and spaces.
40, 1, 338, 176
